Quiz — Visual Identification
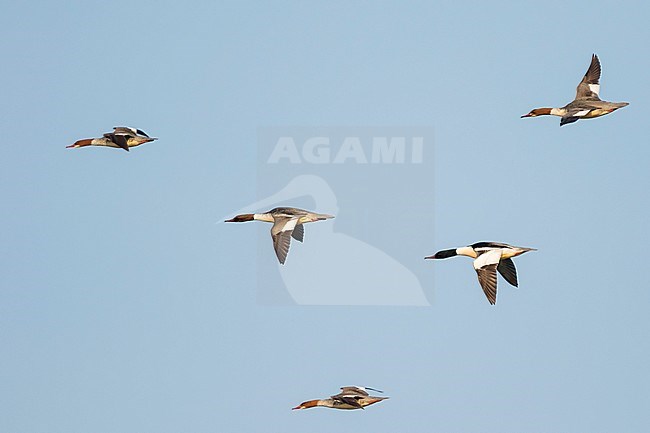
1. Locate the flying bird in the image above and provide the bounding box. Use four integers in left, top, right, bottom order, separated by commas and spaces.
67, 127, 157, 151
521, 54, 628, 126
426, 242, 536, 305
292, 386, 388, 410
225, 207, 334, 264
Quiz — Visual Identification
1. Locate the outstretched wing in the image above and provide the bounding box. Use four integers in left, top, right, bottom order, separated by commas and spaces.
575, 54, 601, 100
112, 126, 136, 136
473, 249, 502, 305
334, 396, 365, 409
338, 386, 369, 397
104, 132, 130, 151
497, 258, 518, 287
270, 217, 298, 264
560, 116, 580, 126
291, 223, 304, 242
332, 387, 367, 409
112, 126, 151, 138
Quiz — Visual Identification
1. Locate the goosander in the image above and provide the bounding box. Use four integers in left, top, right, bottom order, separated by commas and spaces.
221, 175, 429, 305
425, 242, 536, 305
67, 127, 157, 151
521, 54, 628, 126
225, 207, 334, 264
292, 386, 388, 410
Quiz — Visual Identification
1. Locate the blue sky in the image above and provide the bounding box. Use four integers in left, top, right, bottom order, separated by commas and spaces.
1, 1, 649, 432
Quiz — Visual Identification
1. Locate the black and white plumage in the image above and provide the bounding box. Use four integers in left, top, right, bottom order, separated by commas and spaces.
426, 242, 536, 305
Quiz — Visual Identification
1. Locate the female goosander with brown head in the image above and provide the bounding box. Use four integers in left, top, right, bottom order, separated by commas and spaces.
292, 386, 388, 411
67, 127, 157, 151
225, 207, 334, 264
521, 54, 628, 126
425, 242, 536, 305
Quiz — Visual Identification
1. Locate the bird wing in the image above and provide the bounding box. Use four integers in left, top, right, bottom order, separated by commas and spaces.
270, 217, 298, 264
134, 128, 150, 137
473, 249, 502, 305
497, 258, 518, 287
103, 132, 130, 151
560, 116, 580, 126
333, 395, 365, 409
269, 207, 308, 217
337, 386, 369, 397
291, 223, 304, 242
560, 105, 595, 126
575, 54, 601, 100
471, 241, 513, 250
112, 126, 136, 135
332, 388, 367, 409
112, 126, 151, 138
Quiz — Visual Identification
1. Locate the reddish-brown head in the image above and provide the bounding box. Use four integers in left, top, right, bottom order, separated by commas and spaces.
521, 108, 552, 118
225, 214, 254, 223
292, 400, 320, 410
66, 139, 93, 149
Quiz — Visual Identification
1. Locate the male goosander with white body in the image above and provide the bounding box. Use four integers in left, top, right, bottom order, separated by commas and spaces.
292, 386, 388, 410
67, 127, 157, 151
521, 54, 628, 126
426, 242, 536, 305
225, 207, 334, 264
